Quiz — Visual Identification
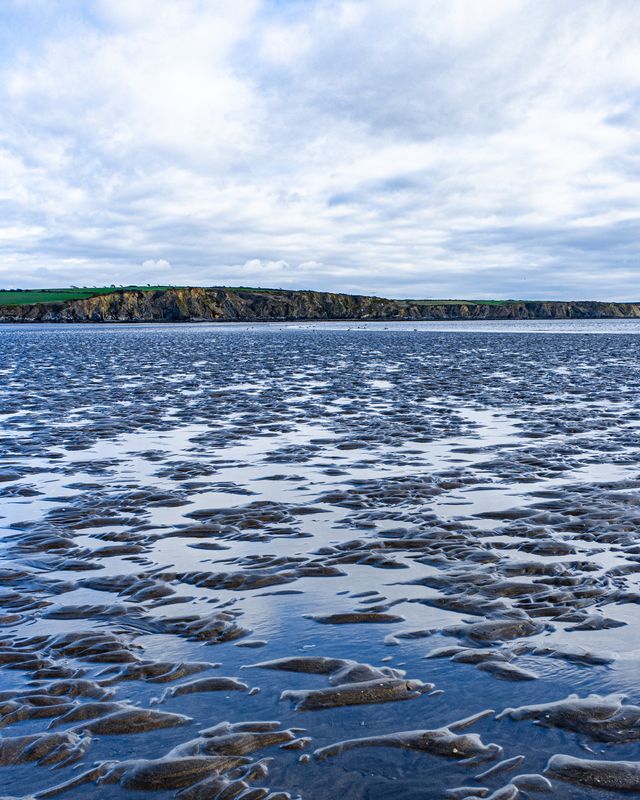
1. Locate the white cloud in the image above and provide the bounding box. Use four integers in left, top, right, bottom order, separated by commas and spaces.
141, 258, 171, 271
0, 224, 44, 241
0, 0, 639, 298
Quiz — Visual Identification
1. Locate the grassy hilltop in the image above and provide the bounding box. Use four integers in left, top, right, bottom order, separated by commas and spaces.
0, 285, 638, 322
0, 286, 174, 306
0, 285, 515, 307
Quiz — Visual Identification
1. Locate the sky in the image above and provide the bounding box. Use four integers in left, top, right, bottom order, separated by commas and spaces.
1, 0, 639, 300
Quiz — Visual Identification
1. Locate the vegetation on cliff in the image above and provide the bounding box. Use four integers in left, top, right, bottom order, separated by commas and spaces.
0, 286, 638, 323
0, 286, 173, 306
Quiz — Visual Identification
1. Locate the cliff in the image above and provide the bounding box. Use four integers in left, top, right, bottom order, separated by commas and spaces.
1, 287, 639, 323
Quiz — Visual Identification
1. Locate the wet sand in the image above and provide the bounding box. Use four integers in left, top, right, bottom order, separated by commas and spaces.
1, 321, 640, 799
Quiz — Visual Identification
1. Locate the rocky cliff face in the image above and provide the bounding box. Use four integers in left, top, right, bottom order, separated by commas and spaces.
1, 287, 639, 323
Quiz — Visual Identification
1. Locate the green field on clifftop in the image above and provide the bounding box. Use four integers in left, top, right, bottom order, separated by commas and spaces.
400, 298, 512, 306
0, 285, 298, 305
0, 286, 174, 305
0, 285, 518, 307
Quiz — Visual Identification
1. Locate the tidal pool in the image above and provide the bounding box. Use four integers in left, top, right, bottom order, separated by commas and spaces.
1, 321, 640, 799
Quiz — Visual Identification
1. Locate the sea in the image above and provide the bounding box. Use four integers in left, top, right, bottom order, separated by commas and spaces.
1, 319, 639, 798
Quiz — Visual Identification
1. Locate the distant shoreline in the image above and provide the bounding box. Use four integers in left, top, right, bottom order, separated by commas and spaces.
5, 314, 640, 324
1, 286, 639, 323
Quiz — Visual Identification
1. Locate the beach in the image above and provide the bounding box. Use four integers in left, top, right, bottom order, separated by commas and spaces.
1, 321, 640, 798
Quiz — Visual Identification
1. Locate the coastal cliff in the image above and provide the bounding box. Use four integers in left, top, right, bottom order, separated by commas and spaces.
1, 287, 639, 323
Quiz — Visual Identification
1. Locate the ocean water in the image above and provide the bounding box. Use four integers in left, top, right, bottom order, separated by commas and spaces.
1, 320, 640, 798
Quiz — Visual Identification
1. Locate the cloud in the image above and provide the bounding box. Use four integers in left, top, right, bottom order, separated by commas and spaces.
0, 0, 639, 298
141, 258, 171, 272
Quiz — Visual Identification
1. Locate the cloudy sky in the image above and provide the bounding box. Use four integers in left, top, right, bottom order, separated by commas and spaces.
1, 0, 639, 299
